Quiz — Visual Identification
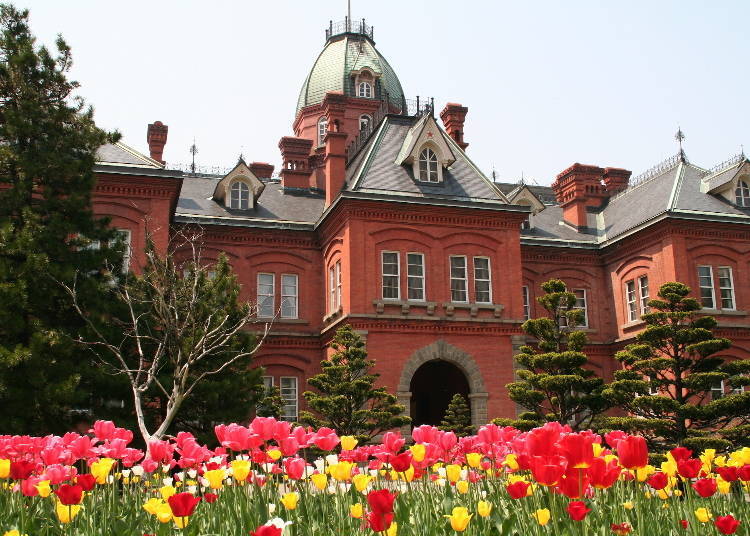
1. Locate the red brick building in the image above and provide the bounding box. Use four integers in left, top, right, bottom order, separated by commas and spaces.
90, 19, 750, 429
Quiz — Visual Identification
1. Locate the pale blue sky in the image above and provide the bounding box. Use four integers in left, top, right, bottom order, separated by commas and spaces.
14, 0, 750, 185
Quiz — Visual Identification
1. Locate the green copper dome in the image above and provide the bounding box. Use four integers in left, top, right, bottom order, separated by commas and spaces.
296, 32, 406, 116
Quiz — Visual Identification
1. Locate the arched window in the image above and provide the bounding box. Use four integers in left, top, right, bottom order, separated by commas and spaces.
359, 114, 372, 133
317, 116, 328, 146
735, 180, 750, 207
357, 82, 372, 98
418, 147, 439, 183
230, 181, 250, 210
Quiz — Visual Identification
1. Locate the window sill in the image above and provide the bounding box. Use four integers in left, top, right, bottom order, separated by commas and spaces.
324, 307, 343, 323
373, 300, 439, 315
700, 309, 747, 316
442, 302, 504, 318
275, 318, 308, 324
622, 319, 646, 329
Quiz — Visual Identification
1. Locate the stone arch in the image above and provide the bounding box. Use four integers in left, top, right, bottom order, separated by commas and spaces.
397, 340, 488, 429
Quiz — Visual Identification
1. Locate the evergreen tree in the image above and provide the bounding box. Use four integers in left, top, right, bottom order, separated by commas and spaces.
0, 5, 123, 434
255, 385, 284, 420
300, 325, 410, 442
603, 282, 750, 451
499, 279, 611, 431
439, 393, 474, 437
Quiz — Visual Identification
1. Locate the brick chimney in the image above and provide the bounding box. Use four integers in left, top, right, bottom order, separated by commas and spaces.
551, 163, 606, 229
249, 162, 274, 179
603, 167, 632, 195
440, 103, 469, 150
322, 92, 348, 207
146, 121, 168, 164
278, 137, 313, 189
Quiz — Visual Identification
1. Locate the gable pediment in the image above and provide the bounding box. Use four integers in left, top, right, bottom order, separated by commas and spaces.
395, 114, 456, 167
212, 160, 265, 208
508, 184, 546, 214
703, 159, 750, 195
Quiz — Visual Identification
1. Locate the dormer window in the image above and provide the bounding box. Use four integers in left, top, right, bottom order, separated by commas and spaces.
230, 181, 250, 210
418, 147, 439, 183
359, 114, 372, 133
735, 179, 750, 207
317, 116, 328, 146
357, 81, 372, 98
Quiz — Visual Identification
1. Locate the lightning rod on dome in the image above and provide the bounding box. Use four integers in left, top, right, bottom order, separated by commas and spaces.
675, 126, 686, 161
189, 138, 198, 175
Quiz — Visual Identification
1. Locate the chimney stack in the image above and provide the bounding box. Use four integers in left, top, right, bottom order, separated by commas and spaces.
249, 162, 275, 179
440, 103, 469, 150
321, 93, 348, 207
146, 121, 168, 164
603, 167, 632, 195
278, 137, 314, 189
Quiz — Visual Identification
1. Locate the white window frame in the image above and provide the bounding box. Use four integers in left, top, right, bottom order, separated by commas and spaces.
335, 260, 342, 308
697, 265, 715, 309
522, 286, 531, 321
317, 116, 328, 146
329, 265, 336, 312
647, 375, 659, 395
473, 257, 492, 304
280, 376, 298, 422
280, 274, 298, 319
405, 252, 425, 302
449, 255, 468, 303
572, 288, 588, 327
418, 147, 440, 183
359, 114, 372, 133
638, 276, 650, 316
626, 280, 637, 322
717, 266, 736, 310
229, 181, 250, 210
257, 273, 275, 318
262, 376, 274, 390
357, 81, 372, 98
114, 229, 132, 273
381, 251, 400, 300
735, 180, 750, 207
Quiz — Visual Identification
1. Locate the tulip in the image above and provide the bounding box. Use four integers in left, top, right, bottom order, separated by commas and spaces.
670, 447, 693, 462
340, 435, 358, 451
35, 480, 51, 498
386, 522, 398, 536
350, 502, 364, 518
647, 471, 669, 490
477, 500, 492, 518
532, 508, 551, 526
589, 457, 621, 489
313, 428, 340, 451
90, 458, 116, 484
283, 457, 305, 481
280, 492, 299, 510
444, 506, 473, 532
231, 459, 251, 482
692, 478, 717, 498
54, 483, 83, 505
249, 526, 283, 536
622, 501, 634, 510
567, 501, 591, 521
0, 459, 9, 479
531, 455, 566, 486
678, 459, 703, 479
466, 452, 482, 468
267, 449, 282, 461
716, 466, 738, 482
445, 464, 462, 483
617, 436, 648, 469
456, 480, 469, 494
204, 468, 226, 490
367, 489, 397, 514
559, 433, 596, 469
310, 473, 328, 491
389, 451, 412, 473
55, 501, 82, 524
75, 473, 97, 491
715, 515, 741, 535
160, 485, 176, 499
410, 444, 426, 462
3, 531, 28, 536
367, 511, 395, 532
168, 492, 201, 518
717, 477, 731, 494
506, 480, 531, 499
9, 460, 35, 480
330, 461, 354, 481
353, 473, 373, 492
611, 522, 632, 535
694, 507, 712, 523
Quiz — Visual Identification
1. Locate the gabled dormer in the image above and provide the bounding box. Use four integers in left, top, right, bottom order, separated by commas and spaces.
701, 155, 750, 208
212, 159, 266, 210
395, 114, 456, 184
507, 183, 546, 214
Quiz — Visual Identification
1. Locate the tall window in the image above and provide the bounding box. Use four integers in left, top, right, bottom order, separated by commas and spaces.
735, 180, 750, 207
626, 280, 637, 322
280, 377, 298, 421
697, 266, 715, 309
717, 267, 736, 310
280, 274, 298, 319
115, 229, 132, 273
522, 286, 531, 321
317, 116, 328, 146
230, 181, 250, 210
262, 376, 274, 391
638, 276, 650, 315
359, 114, 372, 133
407, 253, 425, 301
328, 261, 342, 312
574, 289, 588, 327
474, 257, 492, 303
336, 261, 342, 308
257, 273, 274, 317
449, 256, 468, 302
418, 147, 439, 183
357, 81, 372, 98
381, 252, 400, 300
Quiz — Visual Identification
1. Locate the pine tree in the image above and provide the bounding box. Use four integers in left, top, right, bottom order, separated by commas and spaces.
0, 5, 123, 434
255, 385, 284, 420
439, 393, 474, 437
499, 279, 611, 431
300, 325, 411, 442
603, 282, 750, 451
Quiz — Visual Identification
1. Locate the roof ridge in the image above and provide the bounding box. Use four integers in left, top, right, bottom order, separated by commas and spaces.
703, 152, 746, 179
609, 153, 682, 201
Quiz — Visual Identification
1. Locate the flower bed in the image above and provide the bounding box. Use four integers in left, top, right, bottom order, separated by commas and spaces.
1, 418, 748, 535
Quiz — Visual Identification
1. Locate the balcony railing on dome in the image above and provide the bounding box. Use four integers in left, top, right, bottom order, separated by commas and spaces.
326, 17, 374, 41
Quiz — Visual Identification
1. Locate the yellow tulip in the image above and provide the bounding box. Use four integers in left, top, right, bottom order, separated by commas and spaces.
143, 498, 163, 515
466, 453, 482, 468
504, 454, 519, 471
340, 436, 358, 451
623, 501, 634, 510
532, 508, 551, 526
477, 500, 492, 518
410, 444, 426, 462
445, 464, 462, 483
0, 459, 10, 479
635, 465, 654, 482
3, 531, 28, 536
456, 480, 469, 494
444, 506, 473, 532
714, 455, 727, 468
660, 459, 677, 477
155, 502, 173, 523
352, 473, 373, 492
160, 485, 177, 499
386, 522, 398, 536
656, 488, 670, 500
350, 502, 364, 518
174, 516, 189, 529
399, 465, 415, 482
231, 459, 251, 482
90, 458, 116, 484
35, 480, 51, 498
267, 449, 282, 461
717, 477, 731, 494
55, 501, 82, 524
592, 443, 605, 457
695, 507, 712, 523
330, 461, 354, 482
310, 473, 328, 491
280, 491, 299, 510
204, 469, 226, 490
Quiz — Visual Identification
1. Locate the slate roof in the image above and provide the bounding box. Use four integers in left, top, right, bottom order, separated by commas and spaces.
495, 182, 557, 205
96, 143, 163, 168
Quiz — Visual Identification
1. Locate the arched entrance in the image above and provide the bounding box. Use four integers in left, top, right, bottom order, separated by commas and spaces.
409, 360, 470, 427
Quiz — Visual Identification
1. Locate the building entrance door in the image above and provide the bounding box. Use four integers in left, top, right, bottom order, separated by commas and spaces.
409, 360, 470, 427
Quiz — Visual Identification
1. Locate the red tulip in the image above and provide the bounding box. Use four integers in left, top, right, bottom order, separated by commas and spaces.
738, 464, 750, 481
250, 526, 283, 536
647, 471, 669, 490
669, 447, 692, 462
559, 433, 596, 469
505, 480, 531, 499
611, 522, 632, 535
367, 511, 395, 532
10, 460, 35, 480
617, 436, 648, 469
566, 500, 591, 521
558, 468, 590, 499
715, 515, 741, 535
531, 455, 567, 486
204, 492, 218, 503
54, 483, 83, 505
367, 489, 397, 514
588, 457, 621, 489
389, 451, 412, 473
692, 478, 717, 498
679, 520, 688, 529
715, 466, 738, 482
167, 492, 201, 517
313, 428, 340, 451
677, 458, 702, 479
284, 457, 305, 480
75, 473, 97, 491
